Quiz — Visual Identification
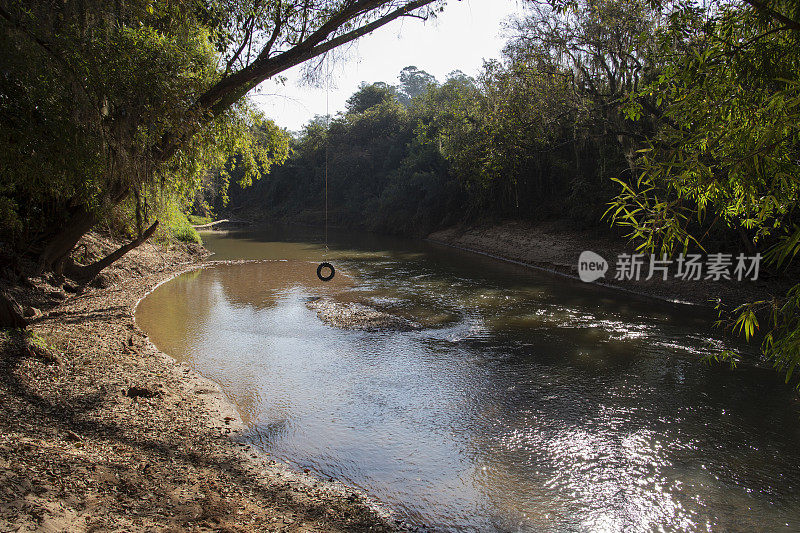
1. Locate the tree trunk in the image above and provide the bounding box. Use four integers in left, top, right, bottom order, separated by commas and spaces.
68, 220, 159, 283
38, 182, 130, 273
38, 206, 98, 274
0, 290, 27, 329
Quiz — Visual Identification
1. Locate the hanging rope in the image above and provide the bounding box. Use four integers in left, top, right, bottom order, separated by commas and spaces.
318, 56, 335, 282
324, 55, 330, 251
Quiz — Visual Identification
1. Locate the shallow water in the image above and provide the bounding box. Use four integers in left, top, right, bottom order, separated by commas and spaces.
136, 227, 800, 531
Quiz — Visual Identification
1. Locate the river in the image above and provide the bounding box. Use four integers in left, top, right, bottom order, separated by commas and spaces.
135, 227, 800, 532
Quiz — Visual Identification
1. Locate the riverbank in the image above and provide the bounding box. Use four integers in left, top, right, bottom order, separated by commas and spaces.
0, 233, 401, 532
428, 221, 789, 309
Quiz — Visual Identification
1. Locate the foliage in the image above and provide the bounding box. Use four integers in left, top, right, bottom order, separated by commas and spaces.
0, 1, 288, 251
398, 65, 437, 106
0, 0, 439, 273
188, 214, 213, 226
607, 0, 800, 385
167, 213, 203, 245
346, 82, 400, 113
230, 0, 659, 232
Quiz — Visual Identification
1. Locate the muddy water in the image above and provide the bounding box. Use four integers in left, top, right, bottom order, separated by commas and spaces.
136, 227, 800, 532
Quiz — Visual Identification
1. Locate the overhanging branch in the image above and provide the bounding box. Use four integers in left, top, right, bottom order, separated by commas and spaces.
297, 0, 434, 65
153, 0, 436, 163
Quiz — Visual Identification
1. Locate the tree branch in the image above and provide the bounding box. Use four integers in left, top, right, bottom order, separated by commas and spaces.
153, 0, 436, 163
741, 0, 800, 32
68, 220, 159, 282
225, 14, 256, 74
264, 6, 284, 58
292, 0, 435, 73
401, 13, 429, 20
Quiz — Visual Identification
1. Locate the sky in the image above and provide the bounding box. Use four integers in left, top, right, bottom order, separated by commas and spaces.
252, 0, 525, 132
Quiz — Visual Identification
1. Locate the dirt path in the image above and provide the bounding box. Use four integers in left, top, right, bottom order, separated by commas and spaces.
0, 236, 401, 532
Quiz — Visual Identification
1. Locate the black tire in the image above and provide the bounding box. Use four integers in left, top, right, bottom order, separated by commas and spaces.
317, 262, 335, 282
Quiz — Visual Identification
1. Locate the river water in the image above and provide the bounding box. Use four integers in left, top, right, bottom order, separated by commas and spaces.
136, 227, 800, 531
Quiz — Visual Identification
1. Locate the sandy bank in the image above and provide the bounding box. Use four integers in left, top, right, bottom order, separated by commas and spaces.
428, 221, 788, 309
0, 234, 402, 532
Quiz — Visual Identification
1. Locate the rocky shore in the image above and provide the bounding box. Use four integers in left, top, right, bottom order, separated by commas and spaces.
0, 234, 401, 532
306, 297, 421, 332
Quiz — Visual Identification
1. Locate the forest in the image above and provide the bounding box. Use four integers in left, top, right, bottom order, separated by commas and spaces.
1, 1, 800, 380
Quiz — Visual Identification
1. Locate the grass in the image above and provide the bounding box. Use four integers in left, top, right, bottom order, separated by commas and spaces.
164, 211, 202, 245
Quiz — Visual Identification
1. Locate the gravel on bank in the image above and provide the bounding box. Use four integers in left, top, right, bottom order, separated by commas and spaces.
0, 234, 402, 532
306, 297, 421, 332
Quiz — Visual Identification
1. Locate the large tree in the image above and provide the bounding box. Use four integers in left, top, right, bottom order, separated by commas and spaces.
0, 0, 441, 277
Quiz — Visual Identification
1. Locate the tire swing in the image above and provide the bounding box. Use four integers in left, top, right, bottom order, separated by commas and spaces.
317, 262, 335, 282
317, 61, 335, 284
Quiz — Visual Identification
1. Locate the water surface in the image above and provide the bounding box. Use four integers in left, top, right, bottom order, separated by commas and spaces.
136, 227, 800, 531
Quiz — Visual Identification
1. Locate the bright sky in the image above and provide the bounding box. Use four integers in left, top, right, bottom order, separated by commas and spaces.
252, 0, 525, 132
